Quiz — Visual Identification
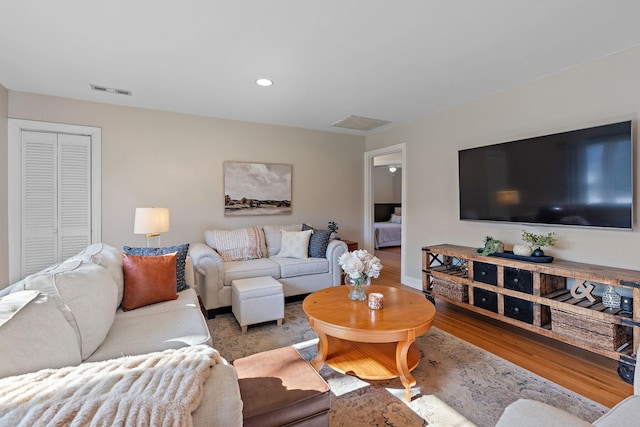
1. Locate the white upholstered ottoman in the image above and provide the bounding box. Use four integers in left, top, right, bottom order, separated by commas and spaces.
231, 276, 284, 333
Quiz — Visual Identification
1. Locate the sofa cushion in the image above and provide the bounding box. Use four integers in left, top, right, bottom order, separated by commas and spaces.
85, 289, 212, 362
275, 230, 313, 259
263, 224, 303, 257
122, 253, 178, 311
205, 227, 264, 262
72, 243, 124, 304
302, 224, 332, 258
0, 291, 82, 378
10, 259, 118, 361
123, 243, 190, 292
594, 395, 640, 426
223, 258, 281, 286
272, 257, 329, 278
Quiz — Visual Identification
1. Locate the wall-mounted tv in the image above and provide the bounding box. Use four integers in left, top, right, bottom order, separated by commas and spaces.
458, 121, 633, 229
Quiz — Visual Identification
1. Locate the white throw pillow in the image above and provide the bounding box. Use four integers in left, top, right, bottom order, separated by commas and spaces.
275, 230, 313, 259
0, 291, 82, 378
263, 224, 303, 257
12, 259, 118, 360
390, 214, 402, 224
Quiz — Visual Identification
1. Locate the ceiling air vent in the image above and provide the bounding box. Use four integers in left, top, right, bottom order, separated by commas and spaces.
332, 115, 391, 132
90, 84, 132, 96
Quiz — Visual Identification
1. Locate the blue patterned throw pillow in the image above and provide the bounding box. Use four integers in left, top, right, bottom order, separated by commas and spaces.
122, 243, 190, 292
302, 224, 332, 258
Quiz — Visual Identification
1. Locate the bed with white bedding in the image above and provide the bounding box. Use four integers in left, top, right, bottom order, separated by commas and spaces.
374, 203, 402, 249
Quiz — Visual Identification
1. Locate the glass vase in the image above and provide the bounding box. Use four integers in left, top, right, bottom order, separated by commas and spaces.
345, 276, 371, 301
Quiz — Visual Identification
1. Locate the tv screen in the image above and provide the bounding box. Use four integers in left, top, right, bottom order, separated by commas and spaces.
458, 121, 633, 229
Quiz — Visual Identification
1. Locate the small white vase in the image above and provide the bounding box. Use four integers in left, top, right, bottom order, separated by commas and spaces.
513, 244, 533, 257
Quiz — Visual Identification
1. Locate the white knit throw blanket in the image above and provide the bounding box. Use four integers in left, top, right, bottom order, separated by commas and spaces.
0, 345, 222, 427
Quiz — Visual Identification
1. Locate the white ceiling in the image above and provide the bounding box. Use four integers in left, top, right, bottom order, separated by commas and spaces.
2, 1, 640, 135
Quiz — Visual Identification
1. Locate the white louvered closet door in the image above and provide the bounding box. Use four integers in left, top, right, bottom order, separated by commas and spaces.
21, 131, 92, 276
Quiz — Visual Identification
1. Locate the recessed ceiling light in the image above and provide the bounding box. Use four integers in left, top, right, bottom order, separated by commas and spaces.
256, 78, 273, 87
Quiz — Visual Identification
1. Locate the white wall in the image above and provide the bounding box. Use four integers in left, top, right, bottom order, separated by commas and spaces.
373, 166, 401, 203
5, 92, 365, 280
366, 45, 640, 287
0, 85, 8, 287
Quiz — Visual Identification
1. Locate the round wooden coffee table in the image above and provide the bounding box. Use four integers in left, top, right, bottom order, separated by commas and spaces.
302, 285, 436, 402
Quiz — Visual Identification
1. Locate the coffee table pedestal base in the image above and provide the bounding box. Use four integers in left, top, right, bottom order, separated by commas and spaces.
316, 336, 420, 401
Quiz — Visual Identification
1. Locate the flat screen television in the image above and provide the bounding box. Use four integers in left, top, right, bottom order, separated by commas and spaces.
458, 121, 633, 229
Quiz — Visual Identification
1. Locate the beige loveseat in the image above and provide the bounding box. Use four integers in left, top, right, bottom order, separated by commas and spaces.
496, 367, 640, 426
190, 223, 348, 316
0, 243, 242, 426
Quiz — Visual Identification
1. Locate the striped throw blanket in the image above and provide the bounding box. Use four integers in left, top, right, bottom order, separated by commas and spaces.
0, 345, 221, 427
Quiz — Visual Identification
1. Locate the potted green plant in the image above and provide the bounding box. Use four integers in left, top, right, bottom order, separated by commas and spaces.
520, 230, 558, 257
481, 236, 504, 256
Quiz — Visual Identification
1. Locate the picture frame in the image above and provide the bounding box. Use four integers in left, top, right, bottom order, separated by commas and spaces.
224, 161, 292, 216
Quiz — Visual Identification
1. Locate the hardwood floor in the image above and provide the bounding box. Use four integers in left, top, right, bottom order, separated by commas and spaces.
373, 246, 634, 408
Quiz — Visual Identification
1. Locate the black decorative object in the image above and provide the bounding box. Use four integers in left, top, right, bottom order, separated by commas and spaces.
621, 296, 633, 313
532, 248, 545, 257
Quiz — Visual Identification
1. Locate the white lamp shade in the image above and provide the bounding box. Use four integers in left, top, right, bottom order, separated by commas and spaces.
134, 207, 170, 235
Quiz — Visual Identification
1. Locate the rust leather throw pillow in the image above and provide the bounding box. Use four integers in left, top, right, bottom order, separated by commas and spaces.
122, 252, 178, 311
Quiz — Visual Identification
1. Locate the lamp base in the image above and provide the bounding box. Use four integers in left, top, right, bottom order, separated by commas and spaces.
145, 234, 161, 248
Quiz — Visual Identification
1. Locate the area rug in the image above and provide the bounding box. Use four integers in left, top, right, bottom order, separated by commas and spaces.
208, 301, 607, 426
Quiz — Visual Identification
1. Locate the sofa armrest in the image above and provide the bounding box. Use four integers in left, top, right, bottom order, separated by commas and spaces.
325, 239, 348, 286
192, 361, 243, 427
185, 256, 195, 289
189, 243, 225, 311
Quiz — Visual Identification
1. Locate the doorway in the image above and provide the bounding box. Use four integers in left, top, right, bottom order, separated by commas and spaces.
364, 143, 407, 285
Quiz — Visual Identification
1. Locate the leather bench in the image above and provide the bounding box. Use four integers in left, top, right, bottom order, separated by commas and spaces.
233, 346, 330, 427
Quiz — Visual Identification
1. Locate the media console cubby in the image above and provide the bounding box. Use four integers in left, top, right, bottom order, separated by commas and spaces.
422, 244, 640, 383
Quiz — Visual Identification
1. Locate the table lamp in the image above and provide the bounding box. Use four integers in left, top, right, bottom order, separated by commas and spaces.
134, 207, 170, 247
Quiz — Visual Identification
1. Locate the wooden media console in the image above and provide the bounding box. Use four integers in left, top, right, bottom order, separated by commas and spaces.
422, 244, 640, 383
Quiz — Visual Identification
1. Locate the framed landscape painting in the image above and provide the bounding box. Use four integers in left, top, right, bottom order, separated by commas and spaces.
224, 161, 292, 216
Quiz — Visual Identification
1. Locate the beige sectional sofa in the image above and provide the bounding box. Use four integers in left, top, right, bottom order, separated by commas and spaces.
0, 243, 242, 426
190, 223, 348, 315
496, 368, 640, 426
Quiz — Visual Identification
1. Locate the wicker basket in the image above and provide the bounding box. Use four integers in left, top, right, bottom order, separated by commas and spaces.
550, 308, 627, 352
432, 277, 468, 303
